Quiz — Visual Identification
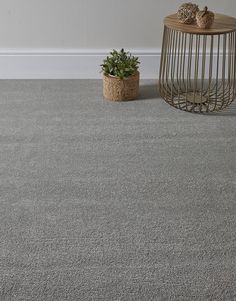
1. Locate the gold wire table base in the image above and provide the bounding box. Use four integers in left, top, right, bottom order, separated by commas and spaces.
159, 16, 236, 113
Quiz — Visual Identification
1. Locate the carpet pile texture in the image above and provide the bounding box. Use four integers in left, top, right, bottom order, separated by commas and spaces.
0, 80, 235, 300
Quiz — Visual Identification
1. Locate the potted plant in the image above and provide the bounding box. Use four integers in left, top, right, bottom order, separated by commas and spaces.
101, 49, 140, 101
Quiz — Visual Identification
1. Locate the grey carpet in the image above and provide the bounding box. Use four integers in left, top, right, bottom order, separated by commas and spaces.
0, 79, 235, 301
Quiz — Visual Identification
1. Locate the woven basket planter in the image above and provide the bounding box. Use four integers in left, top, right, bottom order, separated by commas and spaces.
103, 72, 139, 101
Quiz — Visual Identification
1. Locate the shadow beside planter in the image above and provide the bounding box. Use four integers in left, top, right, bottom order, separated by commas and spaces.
103, 72, 139, 101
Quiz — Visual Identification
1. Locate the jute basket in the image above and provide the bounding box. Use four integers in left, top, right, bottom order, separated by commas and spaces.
103, 72, 139, 101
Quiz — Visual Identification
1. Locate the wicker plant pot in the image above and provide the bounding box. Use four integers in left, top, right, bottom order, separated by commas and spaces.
103, 72, 139, 101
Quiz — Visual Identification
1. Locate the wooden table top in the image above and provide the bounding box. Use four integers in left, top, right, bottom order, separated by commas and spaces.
164, 13, 236, 35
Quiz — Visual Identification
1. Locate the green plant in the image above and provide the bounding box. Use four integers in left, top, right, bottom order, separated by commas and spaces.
101, 49, 140, 79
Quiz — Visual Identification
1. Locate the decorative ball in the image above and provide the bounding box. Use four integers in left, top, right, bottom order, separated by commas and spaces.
196, 6, 215, 29
177, 2, 199, 24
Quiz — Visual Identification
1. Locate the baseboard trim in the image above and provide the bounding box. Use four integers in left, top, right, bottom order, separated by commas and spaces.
0, 48, 161, 79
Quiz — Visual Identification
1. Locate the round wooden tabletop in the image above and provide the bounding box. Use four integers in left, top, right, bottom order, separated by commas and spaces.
164, 13, 236, 35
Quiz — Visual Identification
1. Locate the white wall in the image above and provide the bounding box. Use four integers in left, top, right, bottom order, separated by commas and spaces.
0, 0, 235, 78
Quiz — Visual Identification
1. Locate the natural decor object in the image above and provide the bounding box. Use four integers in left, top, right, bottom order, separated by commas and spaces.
101, 49, 140, 101
177, 2, 199, 24
196, 6, 215, 29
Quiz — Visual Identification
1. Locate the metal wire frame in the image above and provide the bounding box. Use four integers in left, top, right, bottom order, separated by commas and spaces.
159, 26, 236, 113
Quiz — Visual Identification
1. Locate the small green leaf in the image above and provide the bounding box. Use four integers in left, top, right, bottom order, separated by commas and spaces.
100, 48, 140, 79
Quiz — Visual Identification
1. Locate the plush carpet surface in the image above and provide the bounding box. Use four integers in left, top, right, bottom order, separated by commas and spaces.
0, 80, 235, 300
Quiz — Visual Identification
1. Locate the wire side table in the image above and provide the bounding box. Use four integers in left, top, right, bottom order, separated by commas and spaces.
159, 14, 236, 113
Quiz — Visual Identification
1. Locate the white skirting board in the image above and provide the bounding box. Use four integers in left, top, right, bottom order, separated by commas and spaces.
0, 49, 160, 79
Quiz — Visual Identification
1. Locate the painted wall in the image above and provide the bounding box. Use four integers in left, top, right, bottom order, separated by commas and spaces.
0, 0, 235, 50
0, 0, 235, 78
